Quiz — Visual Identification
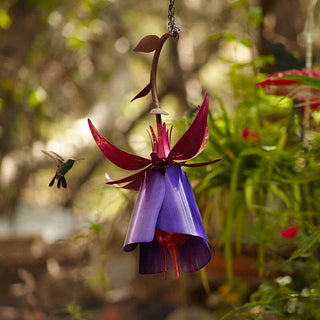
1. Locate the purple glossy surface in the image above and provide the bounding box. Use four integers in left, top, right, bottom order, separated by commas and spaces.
124, 166, 211, 274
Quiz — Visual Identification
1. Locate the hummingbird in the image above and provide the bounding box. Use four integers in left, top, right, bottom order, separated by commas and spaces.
42, 150, 84, 188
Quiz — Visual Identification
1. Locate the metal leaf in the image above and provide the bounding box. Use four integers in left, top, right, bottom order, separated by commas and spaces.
133, 35, 160, 53
131, 82, 151, 102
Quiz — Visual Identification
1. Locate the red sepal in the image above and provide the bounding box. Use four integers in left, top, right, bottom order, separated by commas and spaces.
88, 119, 151, 170
105, 171, 144, 191
168, 93, 209, 161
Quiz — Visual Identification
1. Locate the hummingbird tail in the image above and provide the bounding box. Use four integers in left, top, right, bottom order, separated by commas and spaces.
61, 176, 67, 188
49, 176, 56, 187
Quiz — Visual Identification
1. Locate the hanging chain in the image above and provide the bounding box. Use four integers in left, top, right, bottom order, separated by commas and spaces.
168, 0, 181, 37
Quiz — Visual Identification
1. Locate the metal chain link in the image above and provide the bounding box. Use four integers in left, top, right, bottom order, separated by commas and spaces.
168, 0, 181, 36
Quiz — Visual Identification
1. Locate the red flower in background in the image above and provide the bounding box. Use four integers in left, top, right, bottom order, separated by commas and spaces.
281, 226, 298, 239
255, 69, 320, 116
256, 69, 320, 99
241, 127, 259, 143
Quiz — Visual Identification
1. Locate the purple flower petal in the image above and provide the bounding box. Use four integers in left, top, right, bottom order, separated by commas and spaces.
148, 166, 211, 275
139, 235, 211, 275
180, 237, 211, 273
168, 93, 209, 161
139, 239, 170, 274
156, 166, 208, 240
124, 169, 165, 251
126, 166, 211, 275
88, 119, 151, 170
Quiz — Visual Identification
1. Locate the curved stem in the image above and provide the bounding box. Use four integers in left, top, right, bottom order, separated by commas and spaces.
150, 33, 172, 110
150, 32, 176, 127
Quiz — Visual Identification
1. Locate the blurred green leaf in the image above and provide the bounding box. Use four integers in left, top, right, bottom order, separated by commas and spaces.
28, 87, 47, 108
250, 283, 276, 304
208, 31, 252, 48
283, 74, 320, 89
289, 230, 320, 261
248, 6, 263, 26
0, 9, 11, 30
244, 177, 255, 213
0, 97, 3, 111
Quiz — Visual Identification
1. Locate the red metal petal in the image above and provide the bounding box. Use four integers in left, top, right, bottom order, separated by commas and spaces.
88, 119, 151, 170
194, 104, 209, 157
161, 123, 171, 157
167, 125, 173, 150
121, 178, 144, 191
105, 169, 147, 185
168, 93, 209, 161
105, 171, 143, 191
156, 122, 165, 158
149, 125, 158, 153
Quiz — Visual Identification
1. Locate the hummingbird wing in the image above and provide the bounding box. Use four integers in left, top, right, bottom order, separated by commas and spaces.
42, 150, 65, 165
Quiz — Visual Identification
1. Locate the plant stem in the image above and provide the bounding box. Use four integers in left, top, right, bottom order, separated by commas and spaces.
149, 32, 176, 126
224, 158, 242, 285
225, 203, 234, 286
258, 237, 265, 278
150, 33, 170, 110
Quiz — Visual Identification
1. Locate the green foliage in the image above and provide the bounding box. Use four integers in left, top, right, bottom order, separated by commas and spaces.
283, 74, 320, 89
208, 31, 252, 48
63, 300, 88, 320
180, 3, 320, 317
0, 9, 11, 29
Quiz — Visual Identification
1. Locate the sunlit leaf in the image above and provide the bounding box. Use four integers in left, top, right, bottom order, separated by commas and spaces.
244, 177, 255, 213
200, 268, 211, 294
28, 87, 47, 108
0, 9, 11, 30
